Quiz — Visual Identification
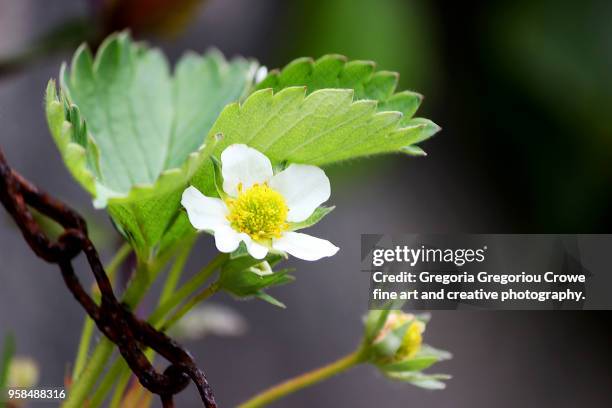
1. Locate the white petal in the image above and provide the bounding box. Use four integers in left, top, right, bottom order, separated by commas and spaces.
221, 144, 273, 197
182, 186, 228, 231
213, 225, 244, 253
255, 66, 268, 84
273, 231, 339, 261
245, 239, 269, 260
269, 164, 330, 222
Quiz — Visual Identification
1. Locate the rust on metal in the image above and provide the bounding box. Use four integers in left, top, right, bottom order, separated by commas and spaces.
0, 148, 217, 408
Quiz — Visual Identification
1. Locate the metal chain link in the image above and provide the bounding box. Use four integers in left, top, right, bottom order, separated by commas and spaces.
0, 148, 217, 408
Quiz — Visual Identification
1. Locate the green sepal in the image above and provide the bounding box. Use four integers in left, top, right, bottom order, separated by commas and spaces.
255, 291, 287, 309
223, 249, 284, 274
288, 206, 335, 231
364, 309, 392, 343
380, 356, 439, 373
219, 250, 293, 298
370, 320, 410, 358
417, 344, 452, 361
378, 344, 452, 373
210, 156, 228, 200
363, 299, 405, 342
219, 267, 294, 298
383, 371, 451, 390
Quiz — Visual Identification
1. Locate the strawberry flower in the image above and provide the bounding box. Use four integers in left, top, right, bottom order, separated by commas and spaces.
182, 144, 339, 261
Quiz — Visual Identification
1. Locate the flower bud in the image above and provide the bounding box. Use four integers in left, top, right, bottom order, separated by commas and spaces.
363, 309, 451, 389
248, 261, 273, 276
8, 357, 39, 389
372, 311, 425, 362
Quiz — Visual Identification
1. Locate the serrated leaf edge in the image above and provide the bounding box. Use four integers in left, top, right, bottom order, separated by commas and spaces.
210, 86, 440, 162
47, 32, 259, 208
255, 54, 426, 116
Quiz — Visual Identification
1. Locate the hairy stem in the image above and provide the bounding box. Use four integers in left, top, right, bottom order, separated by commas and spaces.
238, 347, 367, 408
72, 318, 96, 381
108, 346, 156, 408
162, 281, 220, 330
108, 360, 132, 408
159, 238, 196, 304
148, 253, 228, 327
88, 355, 121, 408
64, 340, 114, 408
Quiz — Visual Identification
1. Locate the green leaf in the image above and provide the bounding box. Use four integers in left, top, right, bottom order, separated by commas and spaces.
0, 333, 16, 392
193, 87, 439, 196
46, 32, 258, 259
255, 54, 425, 126
384, 371, 451, 390
47, 33, 439, 259
288, 206, 334, 231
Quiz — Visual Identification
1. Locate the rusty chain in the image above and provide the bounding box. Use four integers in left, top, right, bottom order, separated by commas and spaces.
0, 148, 217, 408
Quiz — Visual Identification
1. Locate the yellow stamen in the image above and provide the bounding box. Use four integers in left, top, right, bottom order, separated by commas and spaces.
225, 183, 289, 241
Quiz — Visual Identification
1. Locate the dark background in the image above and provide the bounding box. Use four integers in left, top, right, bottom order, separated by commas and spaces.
1, 0, 611, 407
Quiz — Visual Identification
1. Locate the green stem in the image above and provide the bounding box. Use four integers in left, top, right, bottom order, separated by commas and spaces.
148, 253, 228, 328
108, 347, 156, 408
122, 260, 154, 308
238, 348, 367, 408
72, 244, 132, 381
108, 361, 131, 408
105, 243, 134, 283
64, 340, 114, 408
71, 319, 95, 381
162, 281, 220, 330
88, 356, 120, 408
159, 238, 195, 304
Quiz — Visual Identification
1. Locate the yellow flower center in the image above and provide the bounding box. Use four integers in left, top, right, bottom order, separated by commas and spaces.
396, 321, 424, 360
226, 183, 289, 241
